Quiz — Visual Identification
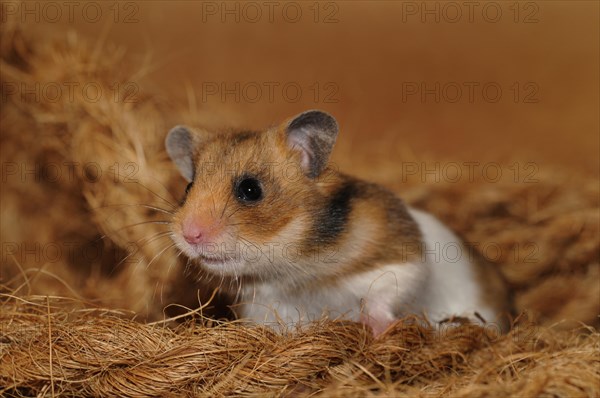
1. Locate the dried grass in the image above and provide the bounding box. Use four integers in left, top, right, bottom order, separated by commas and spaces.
2, 294, 599, 397
1, 19, 599, 398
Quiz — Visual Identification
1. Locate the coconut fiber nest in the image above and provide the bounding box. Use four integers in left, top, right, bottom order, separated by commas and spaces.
1, 23, 599, 397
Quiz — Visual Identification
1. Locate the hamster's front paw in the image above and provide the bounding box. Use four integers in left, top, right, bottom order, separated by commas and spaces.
360, 301, 396, 337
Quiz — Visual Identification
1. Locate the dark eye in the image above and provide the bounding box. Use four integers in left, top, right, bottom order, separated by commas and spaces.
185, 182, 193, 194
236, 177, 263, 202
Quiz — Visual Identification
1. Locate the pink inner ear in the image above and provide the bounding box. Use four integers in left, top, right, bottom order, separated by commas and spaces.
287, 133, 314, 174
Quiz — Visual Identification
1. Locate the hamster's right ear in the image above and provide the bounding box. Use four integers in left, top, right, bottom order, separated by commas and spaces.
165, 125, 196, 182
285, 110, 339, 179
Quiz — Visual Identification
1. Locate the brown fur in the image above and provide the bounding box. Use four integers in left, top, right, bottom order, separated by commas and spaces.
171, 123, 424, 292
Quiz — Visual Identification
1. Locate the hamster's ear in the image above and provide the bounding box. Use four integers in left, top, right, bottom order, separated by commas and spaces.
285, 110, 339, 178
166, 125, 196, 182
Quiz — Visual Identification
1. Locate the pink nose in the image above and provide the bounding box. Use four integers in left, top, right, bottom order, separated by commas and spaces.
182, 222, 205, 245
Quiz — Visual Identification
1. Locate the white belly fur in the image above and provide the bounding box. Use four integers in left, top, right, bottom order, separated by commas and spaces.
239, 207, 493, 329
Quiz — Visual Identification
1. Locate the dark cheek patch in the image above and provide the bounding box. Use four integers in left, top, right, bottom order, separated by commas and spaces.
311, 181, 356, 246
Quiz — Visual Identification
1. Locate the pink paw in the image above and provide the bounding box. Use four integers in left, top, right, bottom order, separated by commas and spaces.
360, 304, 395, 337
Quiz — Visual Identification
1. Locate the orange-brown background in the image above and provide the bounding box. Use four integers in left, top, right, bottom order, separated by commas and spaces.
3, 0, 598, 331
25, 1, 599, 178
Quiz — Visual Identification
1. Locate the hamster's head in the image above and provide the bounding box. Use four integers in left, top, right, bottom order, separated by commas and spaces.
165, 110, 339, 279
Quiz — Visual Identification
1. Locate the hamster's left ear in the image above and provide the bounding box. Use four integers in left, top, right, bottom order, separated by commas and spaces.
285, 110, 339, 178
165, 125, 195, 182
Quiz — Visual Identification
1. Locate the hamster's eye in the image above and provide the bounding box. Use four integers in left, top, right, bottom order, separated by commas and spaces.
185, 182, 193, 194
236, 177, 263, 203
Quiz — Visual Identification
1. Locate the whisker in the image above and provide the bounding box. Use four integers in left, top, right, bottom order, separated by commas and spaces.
235, 233, 311, 287
233, 234, 307, 286
138, 230, 175, 246
113, 246, 143, 270
220, 193, 232, 220
94, 220, 172, 245
113, 230, 173, 268
112, 220, 172, 233
225, 206, 243, 219
235, 276, 243, 304
207, 182, 217, 219
167, 247, 185, 276
137, 174, 180, 207
227, 221, 271, 231
146, 241, 178, 271
134, 181, 178, 210
91, 203, 176, 216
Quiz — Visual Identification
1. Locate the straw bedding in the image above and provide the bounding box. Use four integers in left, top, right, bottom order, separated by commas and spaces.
1, 23, 599, 397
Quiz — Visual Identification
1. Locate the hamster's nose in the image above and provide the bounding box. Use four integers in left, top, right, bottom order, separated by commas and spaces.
181, 215, 222, 245
182, 220, 206, 245
183, 228, 203, 244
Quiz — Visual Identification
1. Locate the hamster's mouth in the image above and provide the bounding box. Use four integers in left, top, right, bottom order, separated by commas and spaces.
171, 234, 245, 273
198, 254, 234, 266
172, 235, 236, 265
